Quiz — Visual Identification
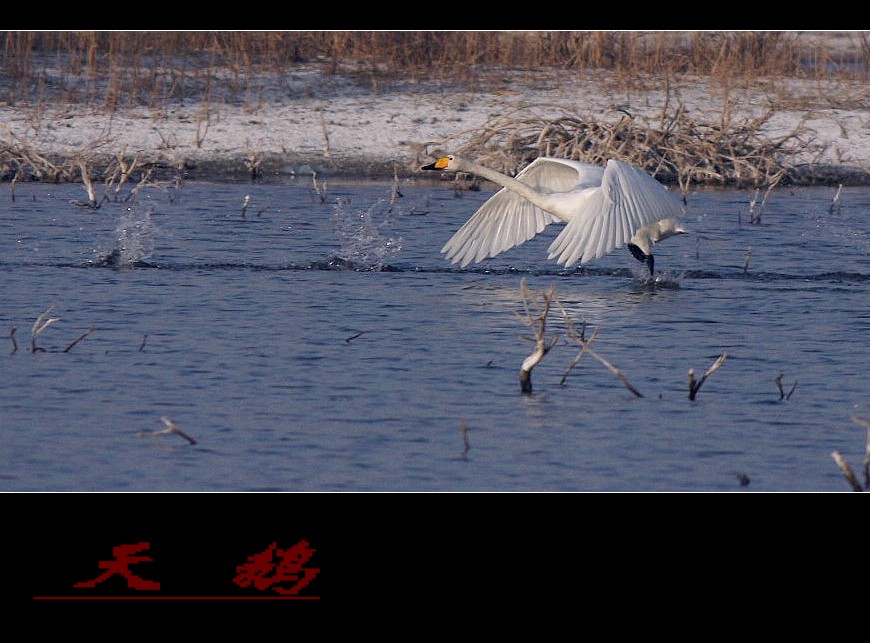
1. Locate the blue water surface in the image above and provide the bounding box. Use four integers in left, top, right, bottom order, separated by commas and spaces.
1, 177, 868, 491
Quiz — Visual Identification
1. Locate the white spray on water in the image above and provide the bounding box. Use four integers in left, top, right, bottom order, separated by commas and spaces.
331, 188, 404, 270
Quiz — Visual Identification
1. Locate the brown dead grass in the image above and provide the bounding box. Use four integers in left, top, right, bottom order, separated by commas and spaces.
1, 31, 868, 185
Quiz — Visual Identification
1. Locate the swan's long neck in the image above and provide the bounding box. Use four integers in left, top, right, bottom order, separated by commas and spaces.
458, 158, 553, 210
629, 219, 686, 254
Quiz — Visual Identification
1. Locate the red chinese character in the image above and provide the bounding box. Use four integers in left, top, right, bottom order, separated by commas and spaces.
233, 540, 319, 595
73, 542, 161, 591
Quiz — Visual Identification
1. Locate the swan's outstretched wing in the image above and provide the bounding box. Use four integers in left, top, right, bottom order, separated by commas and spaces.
547, 159, 684, 266
441, 158, 598, 267
517, 157, 604, 192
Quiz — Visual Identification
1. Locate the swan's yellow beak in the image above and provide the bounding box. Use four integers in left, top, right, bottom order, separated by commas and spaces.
421, 157, 449, 171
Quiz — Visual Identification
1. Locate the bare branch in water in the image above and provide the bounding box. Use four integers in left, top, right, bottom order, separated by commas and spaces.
830, 417, 870, 491
311, 171, 328, 204
556, 299, 643, 398
139, 334, 148, 351
111, 149, 141, 199
31, 306, 61, 353
516, 278, 559, 394
775, 373, 798, 400
460, 422, 470, 460
559, 325, 598, 385
139, 416, 197, 445
829, 184, 843, 215
64, 326, 95, 353
10, 325, 18, 354
831, 451, 864, 492
75, 159, 101, 209
688, 353, 728, 400
850, 416, 870, 489
124, 167, 154, 202
749, 171, 783, 224
387, 165, 403, 213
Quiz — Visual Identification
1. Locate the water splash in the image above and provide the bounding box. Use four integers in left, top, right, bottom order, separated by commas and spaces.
92, 206, 157, 268
632, 269, 684, 289
331, 189, 404, 271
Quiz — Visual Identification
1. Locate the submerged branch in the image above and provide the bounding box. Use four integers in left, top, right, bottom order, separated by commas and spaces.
831, 451, 864, 492
31, 306, 60, 353
775, 373, 798, 401
556, 299, 643, 398
139, 416, 197, 445
517, 278, 559, 394
459, 422, 470, 460
850, 416, 870, 490
688, 353, 728, 400
64, 326, 95, 353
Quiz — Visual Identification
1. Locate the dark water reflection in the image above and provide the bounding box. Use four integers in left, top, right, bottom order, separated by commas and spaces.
1, 178, 868, 491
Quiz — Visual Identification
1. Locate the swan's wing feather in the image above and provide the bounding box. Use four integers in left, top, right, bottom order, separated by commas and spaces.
441, 158, 593, 267
515, 157, 604, 192
547, 189, 607, 266
547, 159, 683, 266
441, 186, 559, 267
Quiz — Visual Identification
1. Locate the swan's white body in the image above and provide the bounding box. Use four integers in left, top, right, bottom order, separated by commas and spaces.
422, 155, 686, 272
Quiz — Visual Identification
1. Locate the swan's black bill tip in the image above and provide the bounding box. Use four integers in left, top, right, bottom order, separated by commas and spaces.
421, 162, 438, 171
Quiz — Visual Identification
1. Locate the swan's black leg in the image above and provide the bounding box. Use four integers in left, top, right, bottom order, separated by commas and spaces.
628, 244, 654, 276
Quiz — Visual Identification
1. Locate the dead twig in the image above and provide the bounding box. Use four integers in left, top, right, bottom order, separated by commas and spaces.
831, 451, 864, 492
459, 422, 470, 460
139, 416, 197, 445
311, 171, 328, 204
516, 278, 559, 394
829, 184, 843, 215
850, 416, 870, 489
775, 373, 798, 401
831, 416, 870, 491
556, 300, 643, 397
74, 159, 101, 209
64, 326, 95, 353
10, 325, 18, 354
387, 165, 404, 213
688, 353, 728, 400
31, 306, 60, 353
108, 149, 141, 200
749, 171, 783, 224
124, 167, 154, 202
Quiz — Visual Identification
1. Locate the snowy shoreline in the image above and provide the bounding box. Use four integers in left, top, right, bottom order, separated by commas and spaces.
2, 65, 869, 185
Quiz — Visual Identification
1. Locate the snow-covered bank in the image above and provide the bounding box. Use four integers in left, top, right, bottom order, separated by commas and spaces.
2, 65, 868, 184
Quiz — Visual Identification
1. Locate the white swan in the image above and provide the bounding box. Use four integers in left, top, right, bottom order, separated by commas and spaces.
421, 155, 687, 275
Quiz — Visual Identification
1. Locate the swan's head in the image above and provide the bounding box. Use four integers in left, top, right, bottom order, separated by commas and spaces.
659, 219, 688, 239
421, 155, 458, 172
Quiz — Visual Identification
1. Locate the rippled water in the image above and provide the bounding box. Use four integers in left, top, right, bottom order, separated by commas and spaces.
1, 177, 868, 492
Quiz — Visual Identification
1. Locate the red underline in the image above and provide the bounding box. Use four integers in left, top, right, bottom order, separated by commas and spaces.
33, 595, 320, 601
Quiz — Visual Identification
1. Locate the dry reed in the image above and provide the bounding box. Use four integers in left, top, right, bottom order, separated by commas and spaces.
1, 32, 866, 186
432, 99, 822, 189
3, 32, 865, 105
